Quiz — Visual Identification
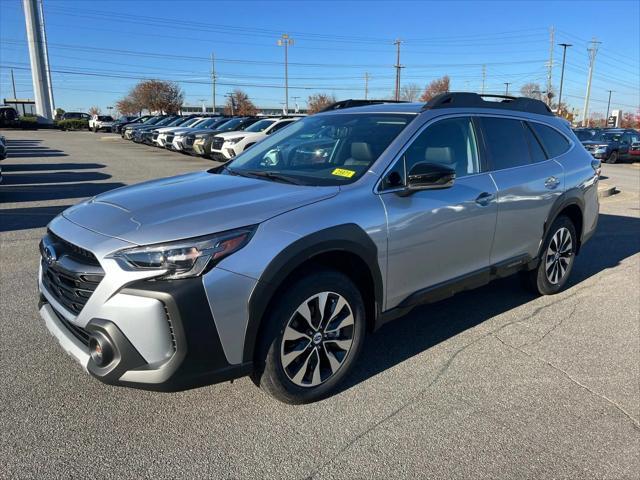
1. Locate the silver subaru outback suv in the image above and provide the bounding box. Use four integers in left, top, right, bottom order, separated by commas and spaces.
38, 93, 599, 404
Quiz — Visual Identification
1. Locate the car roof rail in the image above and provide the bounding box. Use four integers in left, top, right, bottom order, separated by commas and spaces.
422, 92, 553, 116
319, 99, 408, 112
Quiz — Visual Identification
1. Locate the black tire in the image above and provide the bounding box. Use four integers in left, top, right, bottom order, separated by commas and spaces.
606, 151, 618, 164
251, 269, 366, 404
521, 215, 577, 295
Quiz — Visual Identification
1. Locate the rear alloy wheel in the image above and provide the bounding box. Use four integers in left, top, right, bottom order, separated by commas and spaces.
522, 215, 577, 295
606, 151, 618, 164
252, 270, 365, 404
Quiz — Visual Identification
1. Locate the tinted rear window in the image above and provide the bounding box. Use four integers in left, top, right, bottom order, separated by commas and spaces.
480, 117, 531, 170
529, 122, 571, 158
523, 123, 547, 163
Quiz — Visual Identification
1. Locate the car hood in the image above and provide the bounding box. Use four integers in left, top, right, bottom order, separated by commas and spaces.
215, 130, 250, 140
157, 126, 195, 134
62, 171, 339, 245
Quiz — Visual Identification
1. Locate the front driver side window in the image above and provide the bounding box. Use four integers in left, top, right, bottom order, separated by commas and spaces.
403, 117, 480, 181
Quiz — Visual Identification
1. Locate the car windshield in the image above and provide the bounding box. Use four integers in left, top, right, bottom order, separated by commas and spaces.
194, 117, 220, 129
167, 117, 190, 127
595, 132, 622, 142
144, 117, 164, 125
574, 130, 594, 141
217, 118, 246, 131
245, 119, 276, 132
224, 113, 415, 186
156, 117, 177, 126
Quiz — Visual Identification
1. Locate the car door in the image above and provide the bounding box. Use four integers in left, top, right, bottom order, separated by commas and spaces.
620, 133, 633, 159
380, 115, 498, 309
480, 116, 566, 266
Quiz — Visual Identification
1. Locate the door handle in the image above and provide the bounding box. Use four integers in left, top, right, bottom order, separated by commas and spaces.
544, 176, 560, 189
475, 192, 495, 206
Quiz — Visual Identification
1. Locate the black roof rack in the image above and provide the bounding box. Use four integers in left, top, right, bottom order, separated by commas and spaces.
422, 92, 553, 116
319, 99, 408, 112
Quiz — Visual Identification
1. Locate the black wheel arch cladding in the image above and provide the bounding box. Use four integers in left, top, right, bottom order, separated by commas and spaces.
243, 223, 383, 363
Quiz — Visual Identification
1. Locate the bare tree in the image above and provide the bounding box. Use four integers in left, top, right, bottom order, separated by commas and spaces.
116, 96, 141, 115
419, 76, 450, 102
224, 89, 258, 116
88, 106, 101, 116
116, 80, 184, 114
520, 83, 543, 100
307, 93, 336, 114
400, 83, 421, 102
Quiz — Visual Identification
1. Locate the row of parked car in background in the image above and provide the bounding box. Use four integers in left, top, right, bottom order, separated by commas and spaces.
573, 127, 640, 163
113, 113, 303, 160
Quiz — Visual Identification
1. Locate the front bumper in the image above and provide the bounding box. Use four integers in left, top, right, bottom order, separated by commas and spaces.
38, 222, 255, 392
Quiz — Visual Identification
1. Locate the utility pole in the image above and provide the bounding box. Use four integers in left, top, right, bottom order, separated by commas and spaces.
277, 34, 294, 114
22, 0, 53, 121
10, 69, 17, 99
504, 82, 511, 96
210, 52, 217, 114
481, 65, 486, 94
582, 38, 601, 126
225, 92, 235, 115
38, 0, 54, 111
393, 39, 403, 101
605, 90, 613, 121
364, 72, 369, 100
557, 43, 572, 115
546, 26, 555, 106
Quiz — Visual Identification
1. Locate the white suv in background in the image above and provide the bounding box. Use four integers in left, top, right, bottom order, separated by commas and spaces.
211, 117, 300, 160
89, 115, 115, 133
154, 117, 206, 147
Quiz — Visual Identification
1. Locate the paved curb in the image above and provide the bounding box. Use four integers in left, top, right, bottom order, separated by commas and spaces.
598, 182, 617, 198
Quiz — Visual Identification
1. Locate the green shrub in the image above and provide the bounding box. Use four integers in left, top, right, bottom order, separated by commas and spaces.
58, 119, 89, 131
18, 115, 39, 129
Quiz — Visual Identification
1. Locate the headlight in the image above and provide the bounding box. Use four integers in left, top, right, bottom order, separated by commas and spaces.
226, 137, 244, 145
110, 226, 256, 280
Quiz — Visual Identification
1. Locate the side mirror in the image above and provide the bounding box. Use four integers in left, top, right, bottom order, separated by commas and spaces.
399, 162, 456, 195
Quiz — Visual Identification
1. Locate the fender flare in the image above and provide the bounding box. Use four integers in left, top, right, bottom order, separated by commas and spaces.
242, 224, 383, 362
538, 188, 585, 260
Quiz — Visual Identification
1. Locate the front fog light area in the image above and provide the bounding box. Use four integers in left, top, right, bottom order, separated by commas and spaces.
89, 332, 114, 367
110, 226, 256, 280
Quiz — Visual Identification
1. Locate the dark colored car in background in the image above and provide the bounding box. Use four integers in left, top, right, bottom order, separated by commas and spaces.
111, 115, 141, 134
61, 112, 90, 120
581, 128, 640, 163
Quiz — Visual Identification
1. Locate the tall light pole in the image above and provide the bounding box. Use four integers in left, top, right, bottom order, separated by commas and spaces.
582, 38, 601, 126
504, 82, 511, 96
364, 72, 369, 100
277, 34, 294, 114
211, 52, 217, 114
605, 90, 613, 121
393, 39, 403, 101
557, 43, 572, 115
22, 0, 53, 121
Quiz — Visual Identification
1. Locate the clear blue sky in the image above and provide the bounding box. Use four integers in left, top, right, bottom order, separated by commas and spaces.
1, 0, 638, 116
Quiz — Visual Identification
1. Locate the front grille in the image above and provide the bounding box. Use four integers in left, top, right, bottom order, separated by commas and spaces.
186, 137, 194, 145
53, 307, 91, 346
211, 137, 224, 150
166, 135, 175, 143
152, 133, 159, 141
41, 233, 104, 315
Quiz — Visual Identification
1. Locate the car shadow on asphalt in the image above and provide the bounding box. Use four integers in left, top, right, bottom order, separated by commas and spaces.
339, 212, 640, 394
2, 163, 106, 172
0, 205, 73, 232
5, 139, 68, 158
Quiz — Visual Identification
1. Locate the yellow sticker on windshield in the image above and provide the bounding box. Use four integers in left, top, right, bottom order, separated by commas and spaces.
332, 168, 356, 178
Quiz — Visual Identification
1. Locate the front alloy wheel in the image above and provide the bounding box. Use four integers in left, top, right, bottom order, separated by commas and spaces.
252, 269, 366, 404
281, 292, 355, 388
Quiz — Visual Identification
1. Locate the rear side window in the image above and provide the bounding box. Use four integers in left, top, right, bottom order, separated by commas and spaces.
523, 123, 547, 163
529, 122, 571, 158
480, 117, 531, 170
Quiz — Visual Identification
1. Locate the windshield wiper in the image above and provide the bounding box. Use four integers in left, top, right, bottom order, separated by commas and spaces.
239, 170, 303, 185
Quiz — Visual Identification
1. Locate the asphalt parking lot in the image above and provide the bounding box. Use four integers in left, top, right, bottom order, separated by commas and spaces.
1, 129, 638, 479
